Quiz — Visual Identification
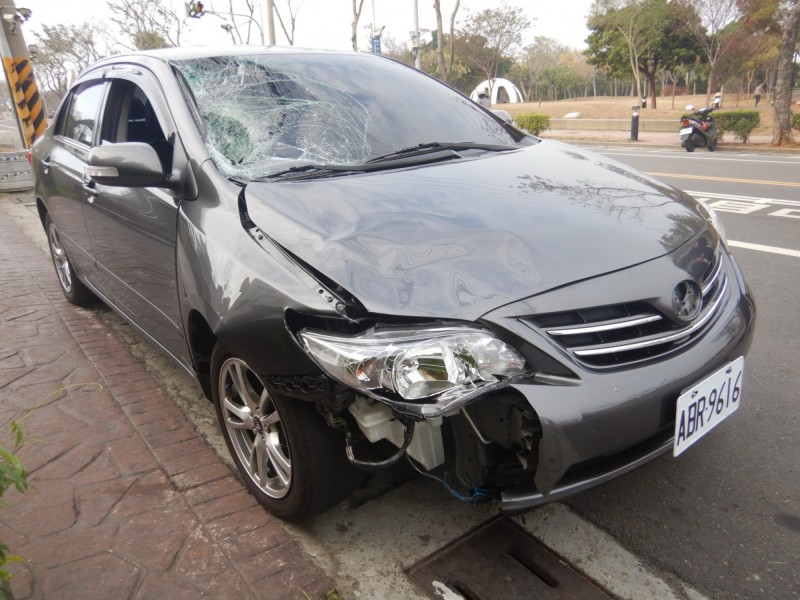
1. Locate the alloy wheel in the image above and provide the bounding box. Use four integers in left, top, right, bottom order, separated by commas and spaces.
47, 222, 73, 293
218, 357, 291, 498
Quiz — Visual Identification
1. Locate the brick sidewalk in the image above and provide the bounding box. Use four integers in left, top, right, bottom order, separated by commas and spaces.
0, 201, 333, 599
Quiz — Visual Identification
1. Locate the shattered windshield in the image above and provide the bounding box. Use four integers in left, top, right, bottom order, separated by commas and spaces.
172, 53, 522, 181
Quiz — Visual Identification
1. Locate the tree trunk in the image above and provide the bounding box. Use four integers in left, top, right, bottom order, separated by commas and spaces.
351, 0, 365, 52
434, 0, 445, 81
772, 0, 799, 145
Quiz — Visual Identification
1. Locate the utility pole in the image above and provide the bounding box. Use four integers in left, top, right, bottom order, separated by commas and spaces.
0, 0, 43, 148
266, 0, 276, 45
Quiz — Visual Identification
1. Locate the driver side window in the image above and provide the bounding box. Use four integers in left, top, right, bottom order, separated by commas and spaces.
102, 80, 173, 173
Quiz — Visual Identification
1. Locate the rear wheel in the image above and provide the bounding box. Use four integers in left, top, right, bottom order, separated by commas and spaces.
211, 345, 360, 521
45, 214, 94, 305
684, 138, 695, 152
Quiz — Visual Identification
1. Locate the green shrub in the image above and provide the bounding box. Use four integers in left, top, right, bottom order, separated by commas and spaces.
514, 113, 550, 135
1, 423, 28, 600
714, 110, 760, 143
791, 112, 800, 132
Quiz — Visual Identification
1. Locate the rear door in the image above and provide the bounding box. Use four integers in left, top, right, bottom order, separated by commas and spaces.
39, 81, 108, 279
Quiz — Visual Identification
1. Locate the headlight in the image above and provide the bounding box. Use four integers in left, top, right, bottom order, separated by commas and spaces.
299, 327, 529, 402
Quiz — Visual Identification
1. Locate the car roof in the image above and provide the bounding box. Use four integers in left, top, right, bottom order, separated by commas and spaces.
97, 45, 352, 64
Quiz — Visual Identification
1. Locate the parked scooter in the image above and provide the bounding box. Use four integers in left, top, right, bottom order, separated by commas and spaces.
680, 104, 718, 152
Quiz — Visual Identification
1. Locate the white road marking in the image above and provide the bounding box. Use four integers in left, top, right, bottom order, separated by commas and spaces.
727, 240, 800, 258
600, 150, 800, 165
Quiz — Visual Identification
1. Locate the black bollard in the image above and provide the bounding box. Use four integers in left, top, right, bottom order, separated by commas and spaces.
631, 105, 639, 141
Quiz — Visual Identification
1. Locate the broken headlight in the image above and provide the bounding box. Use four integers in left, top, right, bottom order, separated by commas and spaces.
299, 327, 528, 402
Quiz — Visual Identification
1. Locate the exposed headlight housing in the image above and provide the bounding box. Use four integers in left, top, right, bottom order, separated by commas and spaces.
299, 327, 529, 404
698, 201, 728, 245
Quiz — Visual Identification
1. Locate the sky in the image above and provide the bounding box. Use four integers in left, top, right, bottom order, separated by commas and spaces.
17, 0, 594, 54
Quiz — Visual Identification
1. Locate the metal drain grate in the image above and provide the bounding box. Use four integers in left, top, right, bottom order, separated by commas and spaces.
406, 517, 613, 600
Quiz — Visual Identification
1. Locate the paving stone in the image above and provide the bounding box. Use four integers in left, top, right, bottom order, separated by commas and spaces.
205, 505, 270, 542
0, 205, 326, 599
18, 344, 70, 366
254, 563, 331, 600
33, 438, 106, 480
238, 540, 307, 584
172, 461, 232, 492
192, 489, 259, 522
174, 529, 229, 580
217, 520, 290, 563
18, 521, 118, 568
75, 477, 138, 527
134, 572, 206, 600
161, 447, 222, 476
144, 423, 200, 449
151, 437, 210, 463
6, 480, 77, 536
111, 470, 179, 519
70, 450, 123, 485
184, 475, 243, 507
107, 435, 160, 474
40, 552, 140, 600
115, 505, 197, 570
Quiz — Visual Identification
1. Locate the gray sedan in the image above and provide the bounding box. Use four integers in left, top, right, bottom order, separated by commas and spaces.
31, 47, 755, 521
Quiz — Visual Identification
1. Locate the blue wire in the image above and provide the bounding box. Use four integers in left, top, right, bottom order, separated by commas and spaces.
407, 456, 489, 504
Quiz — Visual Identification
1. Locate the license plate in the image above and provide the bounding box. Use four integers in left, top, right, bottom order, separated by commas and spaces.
673, 357, 744, 457
680, 127, 693, 135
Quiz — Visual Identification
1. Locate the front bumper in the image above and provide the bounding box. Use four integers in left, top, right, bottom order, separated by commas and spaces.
481, 247, 755, 513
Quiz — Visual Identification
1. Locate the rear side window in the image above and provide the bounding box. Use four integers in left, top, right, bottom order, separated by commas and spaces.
60, 83, 107, 146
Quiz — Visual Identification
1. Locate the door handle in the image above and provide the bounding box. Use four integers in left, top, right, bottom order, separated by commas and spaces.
41, 157, 51, 174
81, 179, 98, 202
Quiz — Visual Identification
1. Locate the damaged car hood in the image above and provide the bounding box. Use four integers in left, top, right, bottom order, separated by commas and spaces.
244, 141, 708, 320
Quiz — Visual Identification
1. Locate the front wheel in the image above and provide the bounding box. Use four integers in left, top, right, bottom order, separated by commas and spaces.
708, 139, 717, 151
211, 345, 361, 521
45, 214, 94, 305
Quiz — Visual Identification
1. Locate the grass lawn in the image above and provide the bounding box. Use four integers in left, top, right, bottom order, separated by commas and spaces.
497, 94, 777, 135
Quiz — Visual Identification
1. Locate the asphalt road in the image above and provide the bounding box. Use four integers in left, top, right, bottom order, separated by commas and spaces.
565, 145, 800, 600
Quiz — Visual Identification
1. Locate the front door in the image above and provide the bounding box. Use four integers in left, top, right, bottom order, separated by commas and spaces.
84, 74, 189, 366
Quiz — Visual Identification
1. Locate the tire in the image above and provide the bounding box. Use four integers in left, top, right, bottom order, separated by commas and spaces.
45, 214, 95, 305
211, 344, 360, 521
684, 138, 695, 152
708, 139, 717, 152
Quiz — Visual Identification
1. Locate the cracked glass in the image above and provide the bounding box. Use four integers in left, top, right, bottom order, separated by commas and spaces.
172, 52, 523, 181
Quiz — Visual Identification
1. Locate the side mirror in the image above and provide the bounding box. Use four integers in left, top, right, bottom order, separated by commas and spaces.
86, 142, 165, 188
491, 109, 513, 124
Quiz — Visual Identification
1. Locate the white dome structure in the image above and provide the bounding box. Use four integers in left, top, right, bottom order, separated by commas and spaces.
470, 78, 524, 104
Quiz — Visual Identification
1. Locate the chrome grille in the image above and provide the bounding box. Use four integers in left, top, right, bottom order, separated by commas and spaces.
525, 254, 727, 368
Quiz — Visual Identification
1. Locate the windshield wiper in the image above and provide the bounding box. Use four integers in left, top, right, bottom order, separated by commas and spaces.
366, 141, 519, 164
258, 142, 519, 181
259, 163, 362, 180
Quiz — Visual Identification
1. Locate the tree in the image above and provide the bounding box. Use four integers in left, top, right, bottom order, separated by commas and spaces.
587, 0, 702, 108
214, 0, 266, 45
351, 0, 366, 51
107, 0, 184, 49
33, 24, 107, 105
514, 37, 567, 101
460, 3, 530, 96
772, 0, 800, 145
274, 0, 302, 46
433, 0, 461, 83
675, 0, 742, 106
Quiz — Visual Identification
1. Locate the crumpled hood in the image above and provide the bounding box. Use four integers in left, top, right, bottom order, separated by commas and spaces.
244, 141, 708, 321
